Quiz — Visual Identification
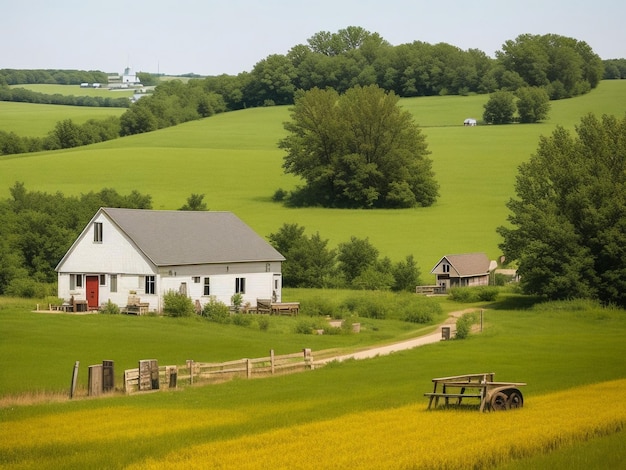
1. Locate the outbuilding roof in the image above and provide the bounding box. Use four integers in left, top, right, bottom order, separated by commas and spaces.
101, 208, 285, 266
431, 252, 494, 277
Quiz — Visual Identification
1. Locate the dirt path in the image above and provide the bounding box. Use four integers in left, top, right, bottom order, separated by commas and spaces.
318, 308, 479, 364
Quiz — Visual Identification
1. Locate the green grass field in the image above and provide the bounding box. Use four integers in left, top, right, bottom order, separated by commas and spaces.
0, 101, 126, 137
2, 81, 626, 468
1, 81, 625, 281
1, 296, 625, 468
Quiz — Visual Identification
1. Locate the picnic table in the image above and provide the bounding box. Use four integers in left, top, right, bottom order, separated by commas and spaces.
424, 373, 526, 412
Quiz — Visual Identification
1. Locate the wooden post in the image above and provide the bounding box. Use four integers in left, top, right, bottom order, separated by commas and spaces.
480, 309, 484, 332
167, 366, 177, 389
88, 364, 103, 396
270, 349, 275, 375
70, 361, 79, 399
246, 359, 252, 378
150, 359, 159, 390
303, 348, 312, 370
187, 360, 194, 385
102, 360, 114, 392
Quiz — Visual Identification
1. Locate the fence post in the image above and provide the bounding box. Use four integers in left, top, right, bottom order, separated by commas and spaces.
270, 349, 275, 375
102, 360, 114, 392
246, 359, 252, 378
88, 364, 103, 396
70, 361, 79, 399
187, 360, 194, 385
303, 348, 312, 370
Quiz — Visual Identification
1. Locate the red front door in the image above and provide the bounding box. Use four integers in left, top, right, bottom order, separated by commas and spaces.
86, 276, 99, 310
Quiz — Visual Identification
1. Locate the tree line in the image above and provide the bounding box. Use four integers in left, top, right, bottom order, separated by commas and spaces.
1, 28, 609, 157
268, 223, 421, 291
0, 69, 109, 86
0, 183, 421, 297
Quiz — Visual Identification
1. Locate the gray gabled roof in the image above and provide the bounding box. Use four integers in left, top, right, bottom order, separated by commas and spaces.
431, 252, 493, 277
102, 208, 285, 266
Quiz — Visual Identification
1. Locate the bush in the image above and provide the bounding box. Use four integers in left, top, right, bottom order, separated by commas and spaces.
449, 286, 499, 303
202, 297, 230, 323
5, 278, 53, 298
257, 316, 270, 331
300, 297, 337, 317
231, 313, 252, 327
231, 293, 243, 312
163, 290, 195, 317
100, 299, 120, 314
455, 311, 479, 339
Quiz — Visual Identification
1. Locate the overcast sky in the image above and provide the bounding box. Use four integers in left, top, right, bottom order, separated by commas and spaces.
2, 0, 624, 76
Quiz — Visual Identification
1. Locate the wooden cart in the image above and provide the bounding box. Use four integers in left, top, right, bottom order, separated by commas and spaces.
424, 373, 526, 412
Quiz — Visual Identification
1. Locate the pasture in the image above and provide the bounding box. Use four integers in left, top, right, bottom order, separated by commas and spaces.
0, 101, 125, 137
1, 296, 625, 468
9, 83, 136, 99
1, 81, 625, 280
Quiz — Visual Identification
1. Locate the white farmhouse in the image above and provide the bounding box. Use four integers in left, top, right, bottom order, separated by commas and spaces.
55, 208, 285, 313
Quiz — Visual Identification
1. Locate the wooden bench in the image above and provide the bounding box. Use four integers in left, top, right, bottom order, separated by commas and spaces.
255, 298, 272, 314
271, 302, 300, 316
122, 295, 150, 315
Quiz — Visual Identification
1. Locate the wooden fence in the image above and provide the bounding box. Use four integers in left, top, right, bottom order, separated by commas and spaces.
124, 349, 313, 394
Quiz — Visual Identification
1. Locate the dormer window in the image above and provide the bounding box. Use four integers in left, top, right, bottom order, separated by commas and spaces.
94, 222, 103, 243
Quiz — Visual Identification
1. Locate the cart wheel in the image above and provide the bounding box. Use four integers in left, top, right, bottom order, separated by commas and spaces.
507, 389, 524, 409
490, 392, 509, 411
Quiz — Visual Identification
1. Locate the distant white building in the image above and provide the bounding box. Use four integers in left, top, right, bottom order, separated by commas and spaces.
108, 67, 142, 89
122, 67, 141, 85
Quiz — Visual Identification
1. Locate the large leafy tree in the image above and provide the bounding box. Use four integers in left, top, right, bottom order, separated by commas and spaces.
515, 86, 550, 123
483, 91, 516, 124
498, 113, 626, 306
279, 84, 438, 208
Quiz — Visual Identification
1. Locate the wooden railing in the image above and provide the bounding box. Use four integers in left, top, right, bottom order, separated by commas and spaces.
124, 349, 313, 394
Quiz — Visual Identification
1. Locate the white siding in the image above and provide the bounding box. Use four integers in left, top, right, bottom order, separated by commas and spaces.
56, 210, 283, 312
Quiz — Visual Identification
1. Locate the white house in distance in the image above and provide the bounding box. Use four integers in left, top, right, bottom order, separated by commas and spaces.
430, 253, 497, 291
55, 208, 285, 312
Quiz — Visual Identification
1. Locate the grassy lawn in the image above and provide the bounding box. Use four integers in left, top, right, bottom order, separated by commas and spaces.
1, 296, 625, 468
9, 83, 135, 98
0, 101, 125, 137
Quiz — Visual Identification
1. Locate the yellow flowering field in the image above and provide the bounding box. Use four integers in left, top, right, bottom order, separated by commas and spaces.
140, 379, 626, 470
1, 380, 624, 469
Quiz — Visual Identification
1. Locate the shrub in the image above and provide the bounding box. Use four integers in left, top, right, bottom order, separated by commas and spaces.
231, 313, 252, 327
257, 316, 270, 331
455, 311, 479, 339
5, 278, 53, 298
100, 299, 120, 314
231, 293, 243, 312
448, 287, 475, 302
477, 287, 499, 302
163, 290, 195, 317
300, 297, 337, 317
202, 297, 231, 324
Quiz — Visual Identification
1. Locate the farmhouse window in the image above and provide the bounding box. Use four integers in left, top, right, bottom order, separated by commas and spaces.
235, 277, 246, 294
145, 275, 156, 294
266, 263, 271, 272
192, 276, 200, 283
203, 277, 210, 296
110, 274, 118, 293
93, 222, 103, 243
70, 274, 83, 290
443, 264, 450, 273
99, 274, 106, 286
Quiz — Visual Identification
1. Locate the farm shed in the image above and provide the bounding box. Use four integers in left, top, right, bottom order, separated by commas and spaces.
55, 208, 285, 313
430, 253, 496, 291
